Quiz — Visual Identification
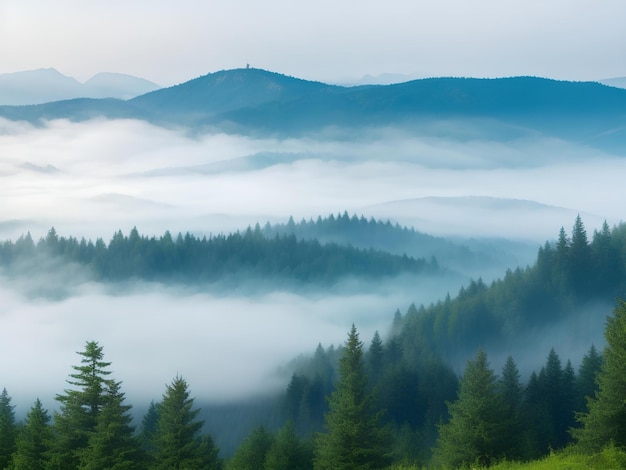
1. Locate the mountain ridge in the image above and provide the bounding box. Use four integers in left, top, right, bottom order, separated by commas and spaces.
1, 68, 625, 152
0, 68, 160, 105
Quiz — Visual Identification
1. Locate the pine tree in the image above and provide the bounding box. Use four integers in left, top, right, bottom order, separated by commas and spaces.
576, 344, 603, 412
11, 399, 52, 470
49, 341, 114, 469
0, 388, 17, 469
314, 324, 391, 470
569, 215, 592, 294
153, 376, 221, 469
435, 349, 508, 468
138, 401, 160, 457
574, 300, 626, 451
498, 356, 524, 459
263, 421, 313, 470
77, 380, 145, 469
227, 426, 274, 470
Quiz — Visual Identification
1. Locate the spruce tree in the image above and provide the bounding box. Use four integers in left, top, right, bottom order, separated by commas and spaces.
498, 356, 524, 460
49, 341, 114, 469
11, 399, 52, 470
576, 344, 603, 412
263, 420, 313, 470
0, 388, 17, 469
435, 348, 508, 468
227, 426, 274, 470
77, 380, 144, 469
138, 400, 160, 458
314, 324, 391, 470
574, 300, 626, 451
153, 375, 221, 469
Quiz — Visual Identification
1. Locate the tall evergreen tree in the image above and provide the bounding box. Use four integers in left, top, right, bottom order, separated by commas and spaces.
77, 380, 144, 469
0, 388, 16, 469
227, 426, 274, 470
576, 344, 603, 412
435, 349, 508, 468
498, 356, 524, 460
49, 341, 114, 469
153, 376, 221, 469
314, 324, 391, 470
11, 399, 52, 470
138, 401, 160, 457
574, 300, 626, 451
569, 215, 592, 294
263, 421, 313, 470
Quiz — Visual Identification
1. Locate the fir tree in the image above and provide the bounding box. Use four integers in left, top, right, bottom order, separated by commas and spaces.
0, 388, 16, 469
153, 376, 221, 469
314, 324, 391, 470
574, 300, 626, 451
11, 399, 52, 470
227, 426, 274, 470
49, 341, 114, 469
138, 401, 160, 457
498, 356, 524, 460
263, 420, 313, 470
576, 344, 603, 412
435, 349, 508, 468
77, 380, 144, 469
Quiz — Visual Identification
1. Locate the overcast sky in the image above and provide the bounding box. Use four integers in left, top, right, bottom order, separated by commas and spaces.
1, 0, 625, 86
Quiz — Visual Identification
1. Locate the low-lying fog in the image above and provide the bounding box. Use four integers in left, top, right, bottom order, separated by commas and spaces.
0, 117, 622, 412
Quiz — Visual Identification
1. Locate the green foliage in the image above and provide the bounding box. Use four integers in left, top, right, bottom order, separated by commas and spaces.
263, 421, 313, 470
10, 399, 52, 470
0, 388, 16, 469
226, 426, 274, 470
153, 376, 221, 469
77, 381, 144, 469
573, 299, 626, 451
314, 325, 391, 470
576, 344, 603, 412
49, 341, 115, 469
0, 225, 436, 287
138, 400, 160, 457
435, 349, 509, 468
485, 444, 626, 469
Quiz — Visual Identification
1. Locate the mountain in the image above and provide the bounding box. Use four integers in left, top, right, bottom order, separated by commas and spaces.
0, 68, 83, 105
598, 76, 626, 89
1, 68, 626, 152
0, 68, 160, 105
82, 72, 160, 99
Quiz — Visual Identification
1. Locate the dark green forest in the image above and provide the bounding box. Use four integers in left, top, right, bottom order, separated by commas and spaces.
0, 222, 437, 289
1, 215, 626, 468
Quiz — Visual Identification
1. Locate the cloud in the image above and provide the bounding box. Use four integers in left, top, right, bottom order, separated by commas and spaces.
0, 275, 430, 413
0, 116, 623, 415
0, 118, 622, 243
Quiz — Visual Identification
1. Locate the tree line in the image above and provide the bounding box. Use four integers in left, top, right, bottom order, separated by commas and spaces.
0, 225, 436, 287
0, 307, 621, 469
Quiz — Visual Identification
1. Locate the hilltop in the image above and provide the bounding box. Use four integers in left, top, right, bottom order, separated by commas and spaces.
1, 68, 625, 153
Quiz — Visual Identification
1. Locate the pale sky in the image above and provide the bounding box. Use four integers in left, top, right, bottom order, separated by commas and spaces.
1, 0, 625, 86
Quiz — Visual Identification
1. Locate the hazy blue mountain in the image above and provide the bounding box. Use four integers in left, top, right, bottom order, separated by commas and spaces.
598, 76, 626, 89
0, 68, 159, 105
1, 68, 626, 152
82, 72, 160, 99
0, 68, 83, 105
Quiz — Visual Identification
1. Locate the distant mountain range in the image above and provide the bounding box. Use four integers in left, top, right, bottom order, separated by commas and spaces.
0, 68, 160, 105
598, 76, 626, 89
1, 68, 625, 153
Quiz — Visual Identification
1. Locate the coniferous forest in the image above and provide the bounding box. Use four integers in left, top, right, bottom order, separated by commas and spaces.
0, 215, 626, 468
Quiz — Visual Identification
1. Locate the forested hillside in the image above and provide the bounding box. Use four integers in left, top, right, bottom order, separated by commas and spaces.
261, 212, 530, 278
0, 225, 437, 288
278, 215, 626, 466
2, 69, 626, 152
1, 215, 625, 468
